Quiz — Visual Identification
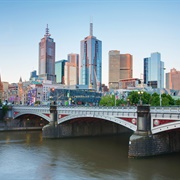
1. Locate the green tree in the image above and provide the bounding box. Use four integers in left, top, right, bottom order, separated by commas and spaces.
166, 94, 175, 105
35, 101, 41, 105
175, 99, 180, 105
141, 91, 151, 104
2, 105, 8, 118
127, 91, 139, 105
162, 97, 170, 106
116, 98, 127, 106
99, 95, 114, 106
150, 93, 160, 106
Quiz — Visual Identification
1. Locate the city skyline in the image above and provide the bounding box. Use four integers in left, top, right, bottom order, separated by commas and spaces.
0, 0, 180, 86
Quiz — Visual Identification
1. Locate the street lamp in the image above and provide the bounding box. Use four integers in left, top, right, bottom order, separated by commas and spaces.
138, 91, 143, 105
127, 98, 130, 106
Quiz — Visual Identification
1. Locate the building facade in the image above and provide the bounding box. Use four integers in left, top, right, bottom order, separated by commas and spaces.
55, 60, 67, 84
109, 50, 133, 89
166, 68, 180, 90
39, 25, 56, 82
0, 75, 3, 101
143, 52, 165, 88
119, 78, 140, 89
30, 70, 38, 81
80, 23, 102, 91
67, 53, 79, 85
64, 62, 77, 86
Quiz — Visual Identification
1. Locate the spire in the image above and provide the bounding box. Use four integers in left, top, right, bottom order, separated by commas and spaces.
45, 24, 51, 37
19, 77, 22, 83
90, 22, 93, 36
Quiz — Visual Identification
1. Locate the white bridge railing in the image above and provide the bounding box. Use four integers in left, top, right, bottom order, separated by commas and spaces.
11, 105, 180, 113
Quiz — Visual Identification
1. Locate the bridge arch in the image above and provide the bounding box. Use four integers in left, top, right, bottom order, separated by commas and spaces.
58, 114, 137, 131
14, 112, 51, 122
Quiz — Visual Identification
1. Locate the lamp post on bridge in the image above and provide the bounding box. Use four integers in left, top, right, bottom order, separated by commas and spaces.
138, 91, 143, 105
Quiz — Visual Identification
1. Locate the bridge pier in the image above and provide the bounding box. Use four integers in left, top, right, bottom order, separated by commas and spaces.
128, 105, 180, 158
42, 104, 58, 138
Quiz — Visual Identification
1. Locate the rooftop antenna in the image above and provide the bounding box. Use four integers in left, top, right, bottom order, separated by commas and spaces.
45, 24, 50, 37
90, 17, 93, 36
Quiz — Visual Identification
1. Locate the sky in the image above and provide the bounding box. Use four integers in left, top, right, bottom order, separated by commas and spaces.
0, 0, 180, 85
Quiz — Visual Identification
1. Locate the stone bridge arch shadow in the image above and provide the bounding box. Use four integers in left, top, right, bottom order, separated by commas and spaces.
56, 115, 135, 138
12, 113, 50, 128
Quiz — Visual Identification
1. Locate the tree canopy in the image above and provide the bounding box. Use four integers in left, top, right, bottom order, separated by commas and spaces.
100, 91, 178, 107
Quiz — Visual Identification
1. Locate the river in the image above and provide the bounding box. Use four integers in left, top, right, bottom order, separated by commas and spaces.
0, 131, 179, 180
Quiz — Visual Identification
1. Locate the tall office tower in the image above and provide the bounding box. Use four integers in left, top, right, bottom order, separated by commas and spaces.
109, 50, 120, 89
55, 60, 67, 84
143, 57, 149, 85
80, 23, 102, 91
109, 50, 133, 89
120, 54, 133, 79
68, 53, 79, 85
64, 62, 77, 86
143, 52, 165, 88
39, 25, 56, 82
166, 68, 180, 90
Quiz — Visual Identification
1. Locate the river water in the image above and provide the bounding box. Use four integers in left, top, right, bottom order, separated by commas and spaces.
0, 131, 179, 180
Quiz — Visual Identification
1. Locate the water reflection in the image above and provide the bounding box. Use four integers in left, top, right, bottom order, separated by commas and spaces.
0, 131, 179, 180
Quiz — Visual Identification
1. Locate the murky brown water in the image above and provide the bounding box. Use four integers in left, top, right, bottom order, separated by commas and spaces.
0, 131, 179, 180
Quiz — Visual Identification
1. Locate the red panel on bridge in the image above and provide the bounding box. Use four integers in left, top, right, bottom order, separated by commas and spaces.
119, 117, 137, 125
14, 112, 19, 115
153, 119, 177, 127
44, 114, 50, 117
58, 114, 68, 119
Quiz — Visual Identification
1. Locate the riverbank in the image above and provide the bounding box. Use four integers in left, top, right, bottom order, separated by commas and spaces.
0, 120, 42, 132
0, 127, 42, 132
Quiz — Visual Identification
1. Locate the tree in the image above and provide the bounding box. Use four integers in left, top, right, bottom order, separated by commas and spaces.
35, 101, 41, 105
127, 91, 139, 105
161, 97, 170, 106
141, 91, 151, 105
166, 94, 175, 105
99, 95, 114, 106
175, 99, 180, 105
150, 93, 160, 106
2, 105, 8, 119
116, 98, 127, 106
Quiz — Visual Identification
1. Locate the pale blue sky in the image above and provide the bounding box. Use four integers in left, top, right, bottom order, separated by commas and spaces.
0, 0, 180, 85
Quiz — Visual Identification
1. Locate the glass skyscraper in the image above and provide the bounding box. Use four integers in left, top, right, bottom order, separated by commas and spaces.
143, 52, 165, 88
55, 60, 67, 84
80, 23, 102, 91
39, 25, 56, 82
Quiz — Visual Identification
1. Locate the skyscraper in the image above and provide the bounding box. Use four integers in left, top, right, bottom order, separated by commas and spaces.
67, 53, 79, 85
39, 25, 56, 82
55, 60, 67, 84
166, 68, 180, 90
109, 50, 133, 89
143, 52, 165, 88
80, 23, 102, 91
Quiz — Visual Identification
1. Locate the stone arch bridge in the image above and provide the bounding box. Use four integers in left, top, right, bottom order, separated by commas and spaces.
9, 105, 180, 134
